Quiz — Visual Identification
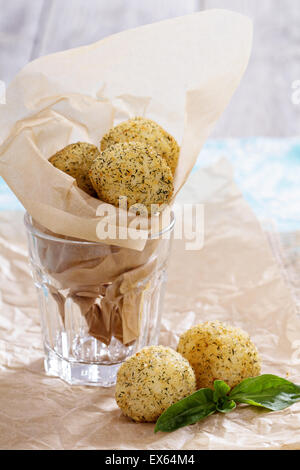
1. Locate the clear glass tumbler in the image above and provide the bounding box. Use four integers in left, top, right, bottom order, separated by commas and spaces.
24, 213, 174, 387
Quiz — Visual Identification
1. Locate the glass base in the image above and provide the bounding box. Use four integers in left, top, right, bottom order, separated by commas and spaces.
44, 346, 121, 387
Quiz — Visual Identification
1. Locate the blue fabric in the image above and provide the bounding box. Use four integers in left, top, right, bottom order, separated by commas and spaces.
1, 138, 299, 231
0, 178, 23, 210
194, 138, 300, 232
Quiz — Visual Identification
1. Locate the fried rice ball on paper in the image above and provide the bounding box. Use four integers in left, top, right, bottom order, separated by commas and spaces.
49, 142, 100, 197
89, 141, 173, 212
177, 321, 261, 390
115, 346, 197, 423
100, 117, 180, 175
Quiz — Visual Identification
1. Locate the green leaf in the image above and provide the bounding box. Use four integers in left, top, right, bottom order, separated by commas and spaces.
229, 375, 300, 411
213, 380, 231, 403
155, 388, 216, 433
216, 398, 236, 414
212, 380, 236, 414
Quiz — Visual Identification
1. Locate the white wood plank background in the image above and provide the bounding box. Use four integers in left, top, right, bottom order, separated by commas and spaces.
0, 0, 299, 137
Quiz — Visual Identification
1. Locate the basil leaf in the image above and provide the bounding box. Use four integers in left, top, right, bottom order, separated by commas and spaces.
155, 388, 216, 433
229, 375, 300, 411
216, 398, 236, 414
213, 380, 231, 402
213, 380, 235, 413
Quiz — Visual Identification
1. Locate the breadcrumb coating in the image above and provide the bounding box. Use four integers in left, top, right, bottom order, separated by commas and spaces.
89, 142, 173, 212
177, 321, 261, 389
100, 117, 180, 175
49, 142, 100, 197
115, 346, 197, 423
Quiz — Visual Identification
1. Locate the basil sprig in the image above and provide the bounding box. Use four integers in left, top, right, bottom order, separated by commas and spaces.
154, 375, 300, 433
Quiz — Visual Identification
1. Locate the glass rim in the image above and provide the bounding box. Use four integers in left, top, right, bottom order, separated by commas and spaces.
24, 211, 175, 246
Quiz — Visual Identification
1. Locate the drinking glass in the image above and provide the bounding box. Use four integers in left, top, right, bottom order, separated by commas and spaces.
24, 213, 174, 387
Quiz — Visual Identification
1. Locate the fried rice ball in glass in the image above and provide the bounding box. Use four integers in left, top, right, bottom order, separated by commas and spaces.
177, 321, 261, 389
89, 141, 173, 212
49, 142, 100, 197
100, 117, 180, 175
115, 346, 197, 423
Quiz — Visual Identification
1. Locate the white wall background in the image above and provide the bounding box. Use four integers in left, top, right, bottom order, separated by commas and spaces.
0, 0, 299, 137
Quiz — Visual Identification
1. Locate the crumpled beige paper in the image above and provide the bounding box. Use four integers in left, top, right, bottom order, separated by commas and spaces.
0, 159, 299, 450
0, 9, 252, 250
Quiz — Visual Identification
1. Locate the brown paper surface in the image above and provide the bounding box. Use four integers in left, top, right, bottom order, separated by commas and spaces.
0, 10, 252, 249
0, 159, 299, 450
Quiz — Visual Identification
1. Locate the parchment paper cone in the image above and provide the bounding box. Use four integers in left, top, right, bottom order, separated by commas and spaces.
0, 10, 253, 345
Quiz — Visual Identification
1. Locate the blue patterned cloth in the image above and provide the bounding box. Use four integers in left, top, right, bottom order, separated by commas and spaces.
1, 138, 299, 231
